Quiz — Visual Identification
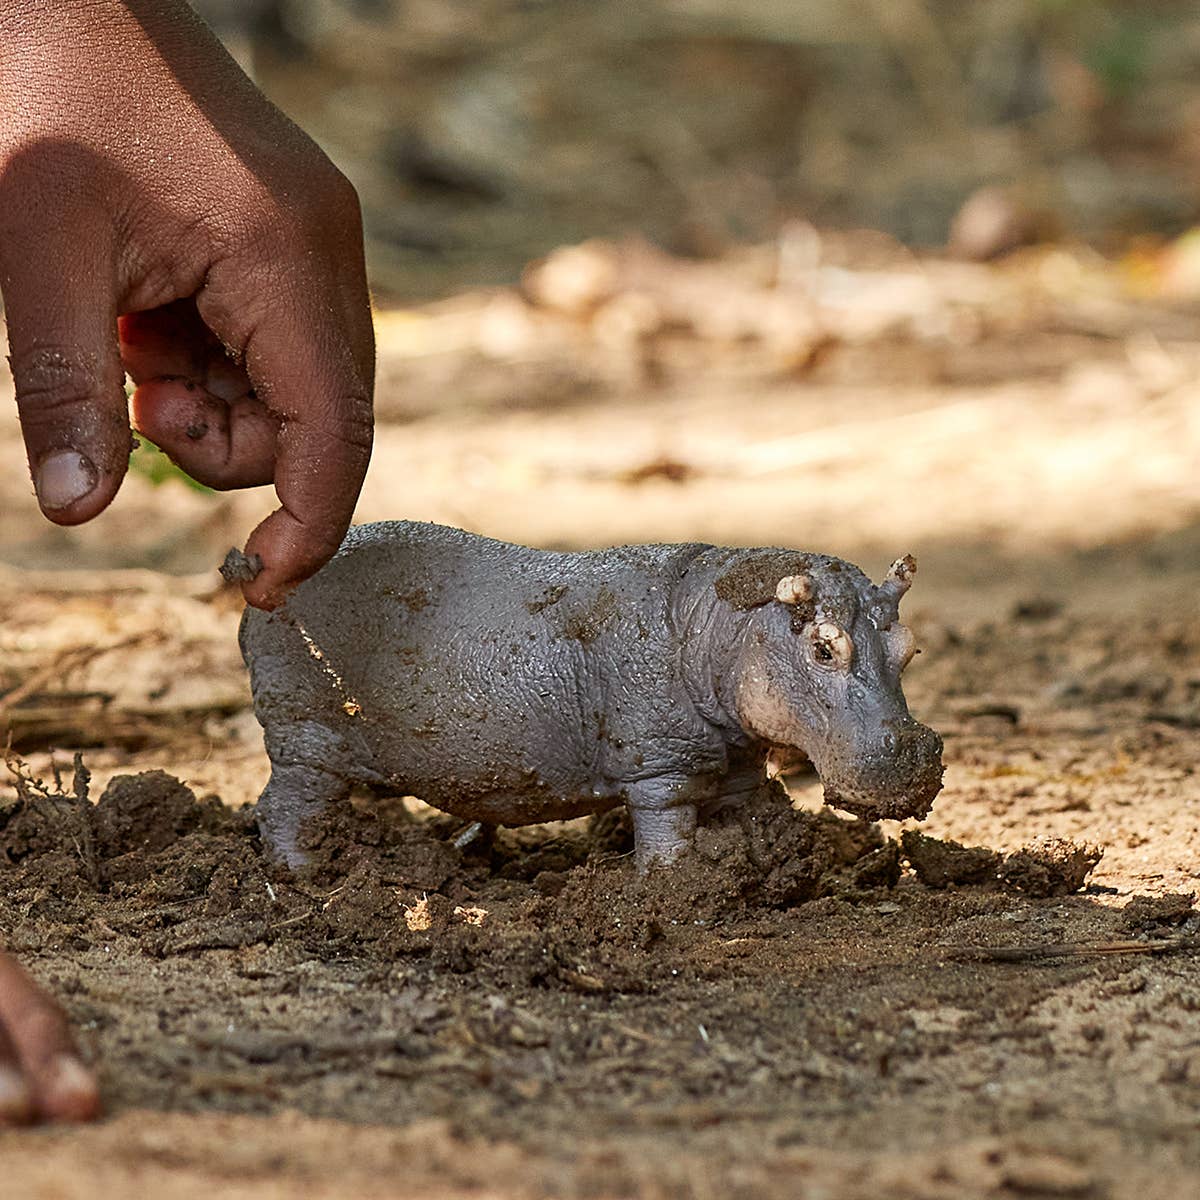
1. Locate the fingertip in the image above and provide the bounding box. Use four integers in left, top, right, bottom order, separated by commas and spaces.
131, 377, 217, 473
33, 448, 125, 525
240, 559, 302, 612
37, 1055, 101, 1123
240, 576, 291, 612
130, 376, 204, 438
238, 508, 345, 611
237, 550, 292, 611
7, 333, 134, 526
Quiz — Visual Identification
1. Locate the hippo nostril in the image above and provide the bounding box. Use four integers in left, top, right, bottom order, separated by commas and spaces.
881, 731, 899, 754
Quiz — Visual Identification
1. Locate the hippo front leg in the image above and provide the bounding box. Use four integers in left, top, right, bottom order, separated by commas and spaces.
626, 776, 701, 873
256, 762, 350, 870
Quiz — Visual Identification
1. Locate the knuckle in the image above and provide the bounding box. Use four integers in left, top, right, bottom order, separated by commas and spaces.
235, 207, 292, 261
8, 345, 131, 466
306, 402, 374, 462
205, 177, 289, 261
10, 346, 111, 413
279, 400, 372, 474
313, 389, 374, 467
336, 391, 375, 452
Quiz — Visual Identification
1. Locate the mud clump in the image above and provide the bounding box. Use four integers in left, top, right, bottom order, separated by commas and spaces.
298, 794, 462, 892
1, 764, 1103, 973
999, 837, 1103, 898
630, 784, 899, 921
713, 550, 815, 611
92, 771, 233, 858
219, 547, 263, 584
1, 769, 236, 861
902, 830, 1001, 888
0, 768, 268, 951
0, 763, 1102, 991
525, 584, 568, 615
1, 767, 238, 891
1120, 892, 1195, 931
560, 586, 618, 644
904, 831, 1102, 898
285, 784, 904, 976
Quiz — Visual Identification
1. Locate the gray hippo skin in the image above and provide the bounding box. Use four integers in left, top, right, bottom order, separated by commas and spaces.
240, 522, 943, 871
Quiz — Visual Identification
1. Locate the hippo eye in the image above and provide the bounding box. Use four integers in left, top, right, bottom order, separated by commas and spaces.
811, 621, 853, 669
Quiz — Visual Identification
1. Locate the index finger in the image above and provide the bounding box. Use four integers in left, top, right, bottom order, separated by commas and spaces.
0, 953, 99, 1123
197, 263, 374, 609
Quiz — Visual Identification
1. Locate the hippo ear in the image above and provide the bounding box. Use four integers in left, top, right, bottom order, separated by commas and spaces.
775, 574, 813, 605
885, 623, 917, 671
878, 554, 916, 604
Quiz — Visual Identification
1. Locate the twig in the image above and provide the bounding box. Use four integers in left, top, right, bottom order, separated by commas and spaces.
3, 748, 102, 887
68, 751, 101, 889
2, 700, 245, 755
5, 742, 53, 800
268, 909, 319, 932
0, 634, 152, 715
948, 937, 1200, 963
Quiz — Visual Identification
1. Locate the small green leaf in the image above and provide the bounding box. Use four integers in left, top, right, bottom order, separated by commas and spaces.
129, 437, 214, 494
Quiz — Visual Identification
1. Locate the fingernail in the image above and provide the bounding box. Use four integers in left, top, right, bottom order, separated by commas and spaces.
42, 1055, 100, 1120
0, 1066, 34, 1124
35, 450, 97, 511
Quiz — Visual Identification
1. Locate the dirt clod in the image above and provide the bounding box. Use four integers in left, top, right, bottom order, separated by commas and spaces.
712, 550, 815, 611
903, 831, 1102, 898
903, 830, 1001, 888
1120, 892, 1196, 931
218, 548, 263, 584
999, 837, 1104, 899
92, 771, 230, 858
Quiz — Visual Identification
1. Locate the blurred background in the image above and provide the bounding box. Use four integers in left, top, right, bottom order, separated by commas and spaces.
196, 0, 1200, 295
3, 0, 1197, 579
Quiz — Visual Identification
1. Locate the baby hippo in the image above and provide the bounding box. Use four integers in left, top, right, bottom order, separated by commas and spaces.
240, 522, 943, 871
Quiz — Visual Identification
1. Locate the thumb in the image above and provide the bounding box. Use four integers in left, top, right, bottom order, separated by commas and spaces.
0, 212, 131, 524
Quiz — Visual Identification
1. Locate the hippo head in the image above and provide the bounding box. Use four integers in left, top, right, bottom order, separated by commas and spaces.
729, 553, 943, 821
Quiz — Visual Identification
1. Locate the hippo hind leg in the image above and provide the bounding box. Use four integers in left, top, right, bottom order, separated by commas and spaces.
626, 775, 701, 873
256, 762, 350, 870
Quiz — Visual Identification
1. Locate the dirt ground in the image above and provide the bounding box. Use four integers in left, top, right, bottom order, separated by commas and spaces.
1, 236, 1199, 1199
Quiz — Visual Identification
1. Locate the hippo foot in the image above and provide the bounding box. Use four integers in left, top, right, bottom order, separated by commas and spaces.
256, 762, 349, 870
630, 801, 698, 873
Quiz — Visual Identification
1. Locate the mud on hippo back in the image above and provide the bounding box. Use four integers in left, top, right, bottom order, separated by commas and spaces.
239, 522, 943, 872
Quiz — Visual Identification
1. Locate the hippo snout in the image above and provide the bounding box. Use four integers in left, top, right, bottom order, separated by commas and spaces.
881, 719, 943, 771
818, 717, 944, 823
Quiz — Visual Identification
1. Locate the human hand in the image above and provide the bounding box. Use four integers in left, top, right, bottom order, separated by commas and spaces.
0, 951, 99, 1124
0, 0, 375, 609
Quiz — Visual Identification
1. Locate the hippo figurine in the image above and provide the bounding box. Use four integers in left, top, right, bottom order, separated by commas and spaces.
240, 522, 943, 871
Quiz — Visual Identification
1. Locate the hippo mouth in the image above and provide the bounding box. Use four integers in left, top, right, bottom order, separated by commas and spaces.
810, 722, 945, 822
820, 769, 943, 822
765, 744, 812, 777
762, 738, 944, 822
